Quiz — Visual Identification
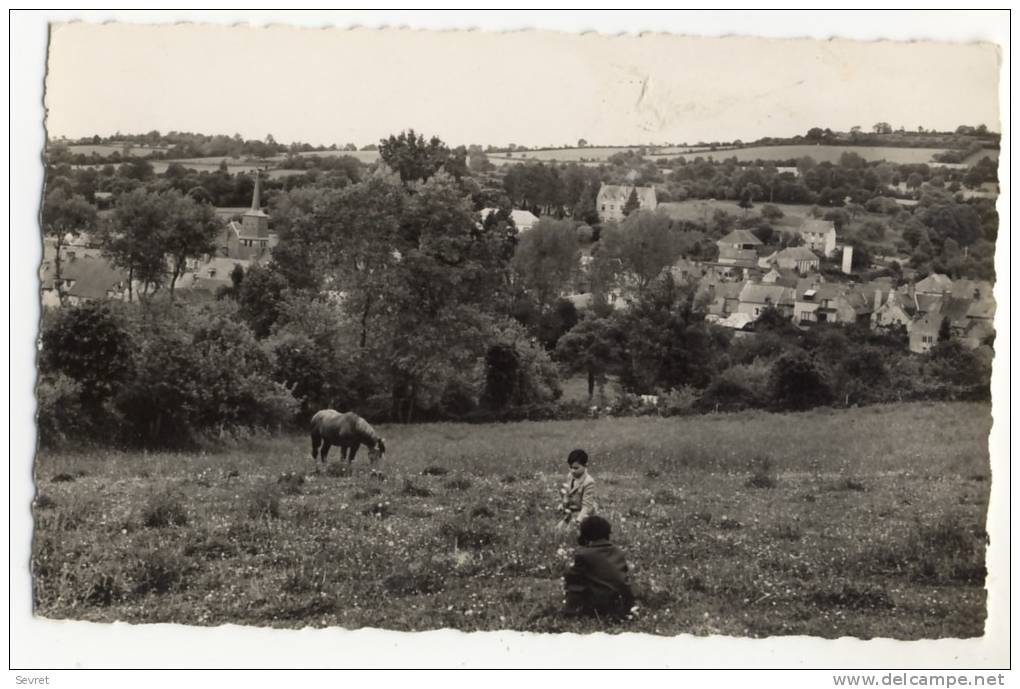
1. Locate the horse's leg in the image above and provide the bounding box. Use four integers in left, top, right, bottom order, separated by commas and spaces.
321, 442, 331, 464
311, 431, 322, 463
348, 444, 359, 466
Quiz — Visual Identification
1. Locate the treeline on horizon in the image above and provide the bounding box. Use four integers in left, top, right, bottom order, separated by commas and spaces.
46, 121, 1000, 166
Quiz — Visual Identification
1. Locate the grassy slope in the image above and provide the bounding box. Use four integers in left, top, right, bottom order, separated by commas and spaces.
32, 402, 992, 638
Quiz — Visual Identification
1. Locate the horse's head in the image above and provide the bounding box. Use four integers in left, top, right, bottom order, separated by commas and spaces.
369, 437, 386, 463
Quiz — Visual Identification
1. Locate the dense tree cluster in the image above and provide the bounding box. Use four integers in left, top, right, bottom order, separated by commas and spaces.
38, 128, 998, 447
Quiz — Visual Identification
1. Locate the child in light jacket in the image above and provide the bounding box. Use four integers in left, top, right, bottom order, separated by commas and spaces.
558, 448, 596, 529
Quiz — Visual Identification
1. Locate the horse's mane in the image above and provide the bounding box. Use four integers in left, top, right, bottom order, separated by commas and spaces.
354, 416, 380, 445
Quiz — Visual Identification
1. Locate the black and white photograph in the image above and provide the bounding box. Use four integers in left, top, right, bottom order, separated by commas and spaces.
11, 10, 1010, 672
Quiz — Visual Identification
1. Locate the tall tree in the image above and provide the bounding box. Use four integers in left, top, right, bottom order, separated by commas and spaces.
41, 189, 98, 304
97, 188, 171, 301
555, 315, 623, 400
511, 217, 579, 311
378, 129, 456, 183
622, 187, 641, 216
384, 172, 513, 421
738, 187, 754, 214
162, 191, 220, 299
597, 210, 683, 296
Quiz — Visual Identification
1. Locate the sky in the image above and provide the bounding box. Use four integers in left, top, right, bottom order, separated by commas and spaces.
44, 15, 1002, 149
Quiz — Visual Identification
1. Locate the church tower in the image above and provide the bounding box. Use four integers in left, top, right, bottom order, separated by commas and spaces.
240, 169, 270, 240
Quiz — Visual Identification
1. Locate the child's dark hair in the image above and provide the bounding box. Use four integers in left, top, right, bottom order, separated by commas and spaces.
567, 449, 589, 466
578, 515, 612, 544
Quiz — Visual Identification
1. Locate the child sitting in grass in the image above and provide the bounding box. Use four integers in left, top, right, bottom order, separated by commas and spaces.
563, 515, 635, 619
557, 448, 596, 529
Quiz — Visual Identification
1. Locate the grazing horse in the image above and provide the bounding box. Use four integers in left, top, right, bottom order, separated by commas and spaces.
310, 409, 386, 467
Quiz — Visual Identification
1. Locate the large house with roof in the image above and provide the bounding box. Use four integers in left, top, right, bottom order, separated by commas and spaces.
716, 229, 762, 269
40, 246, 130, 308
871, 289, 914, 332
793, 281, 872, 325
797, 219, 837, 256
913, 273, 955, 296
759, 246, 820, 275
737, 282, 795, 319
596, 184, 657, 222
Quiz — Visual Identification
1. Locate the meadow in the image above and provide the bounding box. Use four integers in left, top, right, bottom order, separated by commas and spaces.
657, 200, 815, 228
647, 145, 951, 165
32, 402, 992, 639
66, 144, 170, 157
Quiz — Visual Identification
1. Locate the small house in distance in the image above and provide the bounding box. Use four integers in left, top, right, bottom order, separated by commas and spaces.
798, 218, 837, 256
479, 208, 539, 233
759, 246, 820, 275
596, 184, 657, 222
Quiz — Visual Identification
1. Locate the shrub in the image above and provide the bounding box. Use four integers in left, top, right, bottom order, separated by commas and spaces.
438, 521, 499, 550
832, 477, 866, 492
39, 302, 133, 409
746, 455, 777, 489
696, 377, 759, 413
141, 491, 188, 528
115, 306, 299, 448
772, 522, 803, 541
36, 374, 94, 447
422, 465, 449, 476
401, 480, 433, 498
659, 386, 700, 417
469, 504, 495, 519
33, 494, 56, 510
769, 352, 832, 411
247, 484, 281, 520
353, 486, 382, 500
361, 501, 394, 519
277, 472, 305, 495
444, 477, 472, 491
812, 584, 893, 611
129, 548, 190, 595
83, 566, 125, 606
383, 572, 444, 596
856, 517, 987, 585
324, 462, 350, 478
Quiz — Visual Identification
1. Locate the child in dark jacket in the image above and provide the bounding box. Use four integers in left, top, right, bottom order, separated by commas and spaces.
563, 515, 635, 618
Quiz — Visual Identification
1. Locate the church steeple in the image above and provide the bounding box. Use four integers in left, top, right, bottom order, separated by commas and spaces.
251, 168, 262, 211
240, 168, 270, 242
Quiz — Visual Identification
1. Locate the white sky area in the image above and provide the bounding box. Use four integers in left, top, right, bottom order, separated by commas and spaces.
45, 21, 1001, 148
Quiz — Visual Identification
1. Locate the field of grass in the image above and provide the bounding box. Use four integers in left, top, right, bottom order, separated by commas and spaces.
32, 402, 991, 639
289, 150, 382, 164
66, 144, 170, 157
658, 200, 815, 229
649, 145, 949, 165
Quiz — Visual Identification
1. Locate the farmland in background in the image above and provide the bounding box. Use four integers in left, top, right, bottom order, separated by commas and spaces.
648, 145, 954, 165
33, 402, 991, 638
657, 200, 815, 228
66, 144, 171, 157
